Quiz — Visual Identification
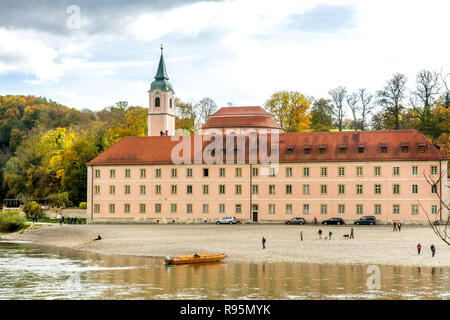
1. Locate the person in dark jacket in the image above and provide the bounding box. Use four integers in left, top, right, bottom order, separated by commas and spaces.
431, 244, 436, 257
93, 235, 102, 241
417, 243, 422, 255
262, 237, 266, 249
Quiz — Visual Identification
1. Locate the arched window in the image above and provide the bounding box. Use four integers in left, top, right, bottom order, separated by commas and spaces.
170, 98, 173, 108
155, 97, 160, 107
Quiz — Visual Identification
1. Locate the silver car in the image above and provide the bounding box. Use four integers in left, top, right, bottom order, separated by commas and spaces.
216, 216, 238, 224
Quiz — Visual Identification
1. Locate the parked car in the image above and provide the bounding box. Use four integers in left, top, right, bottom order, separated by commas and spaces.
322, 217, 344, 225
285, 217, 306, 225
216, 216, 238, 224
354, 216, 376, 225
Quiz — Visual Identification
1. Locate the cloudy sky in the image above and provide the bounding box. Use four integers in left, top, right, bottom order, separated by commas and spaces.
0, 0, 448, 111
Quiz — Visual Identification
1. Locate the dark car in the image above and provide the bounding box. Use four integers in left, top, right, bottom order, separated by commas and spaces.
354, 216, 376, 225
322, 217, 344, 225
285, 217, 306, 225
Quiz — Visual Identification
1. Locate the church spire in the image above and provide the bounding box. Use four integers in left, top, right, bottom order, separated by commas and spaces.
150, 44, 173, 92
155, 44, 169, 81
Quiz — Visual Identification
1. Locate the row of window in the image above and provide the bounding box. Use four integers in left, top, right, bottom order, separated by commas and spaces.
94, 203, 438, 215
95, 165, 439, 179
95, 183, 437, 196
289, 143, 428, 155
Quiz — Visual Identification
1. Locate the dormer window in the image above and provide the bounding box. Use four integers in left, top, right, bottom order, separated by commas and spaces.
339, 144, 347, 154
418, 143, 426, 153
319, 145, 326, 154
401, 143, 409, 153
155, 97, 160, 107
358, 145, 365, 154
380, 143, 388, 154
303, 145, 311, 155
286, 145, 294, 155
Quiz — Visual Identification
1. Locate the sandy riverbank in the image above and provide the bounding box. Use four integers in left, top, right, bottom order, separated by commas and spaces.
1, 223, 449, 267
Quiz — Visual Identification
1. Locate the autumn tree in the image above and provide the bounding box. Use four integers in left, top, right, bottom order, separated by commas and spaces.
264, 91, 311, 133
328, 87, 347, 131
376, 73, 408, 130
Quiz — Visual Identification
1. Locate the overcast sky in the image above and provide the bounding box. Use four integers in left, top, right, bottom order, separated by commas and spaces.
0, 0, 448, 111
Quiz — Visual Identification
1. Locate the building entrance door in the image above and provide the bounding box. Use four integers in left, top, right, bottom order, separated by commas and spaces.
252, 204, 258, 222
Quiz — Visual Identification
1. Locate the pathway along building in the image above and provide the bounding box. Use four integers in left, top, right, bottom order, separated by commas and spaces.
86, 50, 449, 224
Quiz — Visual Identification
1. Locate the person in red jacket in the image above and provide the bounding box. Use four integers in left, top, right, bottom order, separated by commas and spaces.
393, 221, 397, 231
417, 243, 422, 255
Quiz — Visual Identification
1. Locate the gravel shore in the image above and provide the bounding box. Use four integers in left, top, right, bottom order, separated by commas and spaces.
1, 223, 449, 267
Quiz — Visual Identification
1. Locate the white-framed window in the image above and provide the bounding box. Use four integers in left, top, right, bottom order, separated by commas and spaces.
338, 184, 345, 194
320, 204, 327, 214
303, 204, 310, 214
321, 167, 327, 177
124, 185, 130, 194
140, 169, 146, 178
393, 184, 400, 194
338, 204, 345, 214
139, 185, 146, 195
252, 184, 258, 195
338, 167, 345, 176
286, 204, 293, 214
356, 167, 363, 177
374, 204, 382, 215
109, 204, 115, 214
139, 203, 146, 213
269, 167, 276, 177
235, 204, 242, 214
375, 184, 381, 194
286, 185, 292, 194
268, 204, 276, 214
252, 167, 259, 177
412, 166, 418, 176
95, 170, 100, 178
303, 167, 310, 177
269, 185, 276, 195
219, 185, 226, 194
125, 169, 131, 178
374, 166, 381, 176
431, 205, 438, 215
356, 184, 363, 194
155, 168, 161, 178
236, 168, 242, 177
431, 184, 437, 194
203, 185, 209, 195
155, 203, 161, 213
109, 185, 115, 195
155, 185, 161, 195
202, 204, 209, 213
219, 168, 226, 177
303, 184, 310, 195
170, 203, 177, 213
393, 167, 400, 176
124, 204, 130, 213
286, 167, 292, 177
186, 185, 193, 194
94, 204, 100, 213
171, 185, 177, 194
186, 204, 193, 213
186, 168, 193, 177
110, 169, 116, 178
393, 204, 400, 214
356, 204, 363, 215
411, 204, 419, 215
171, 168, 177, 178
219, 204, 225, 213
321, 184, 327, 194
235, 185, 242, 194
412, 184, 419, 194
94, 185, 100, 194
431, 166, 438, 175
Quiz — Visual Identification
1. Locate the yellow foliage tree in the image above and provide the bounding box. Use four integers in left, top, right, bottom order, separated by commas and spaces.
264, 91, 311, 132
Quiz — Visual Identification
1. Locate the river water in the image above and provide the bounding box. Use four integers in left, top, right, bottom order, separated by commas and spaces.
0, 240, 449, 300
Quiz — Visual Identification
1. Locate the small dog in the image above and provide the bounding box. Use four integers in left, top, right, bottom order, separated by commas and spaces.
343, 234, 350, 239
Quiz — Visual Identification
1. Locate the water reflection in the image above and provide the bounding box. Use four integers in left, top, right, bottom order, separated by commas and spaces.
0, 241, 449, 300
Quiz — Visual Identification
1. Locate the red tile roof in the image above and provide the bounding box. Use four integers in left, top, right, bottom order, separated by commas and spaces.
202, 106, 282, 130
87, 130, 447, 166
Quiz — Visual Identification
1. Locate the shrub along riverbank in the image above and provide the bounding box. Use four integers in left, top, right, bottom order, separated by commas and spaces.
0, 210, 27, 232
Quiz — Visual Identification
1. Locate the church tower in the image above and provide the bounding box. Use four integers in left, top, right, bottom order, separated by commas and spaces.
148, 46, 175, 136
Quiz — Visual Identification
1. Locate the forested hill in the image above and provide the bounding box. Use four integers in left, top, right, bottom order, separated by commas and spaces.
0, 96, 147, 206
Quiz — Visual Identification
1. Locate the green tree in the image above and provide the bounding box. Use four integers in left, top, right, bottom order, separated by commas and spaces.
311, 98, 333, 131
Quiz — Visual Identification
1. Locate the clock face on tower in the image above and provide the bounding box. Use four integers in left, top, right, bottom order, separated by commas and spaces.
155, 91, 160, 95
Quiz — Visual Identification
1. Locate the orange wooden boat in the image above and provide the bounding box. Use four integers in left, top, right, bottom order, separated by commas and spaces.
164, 253, 227, 265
